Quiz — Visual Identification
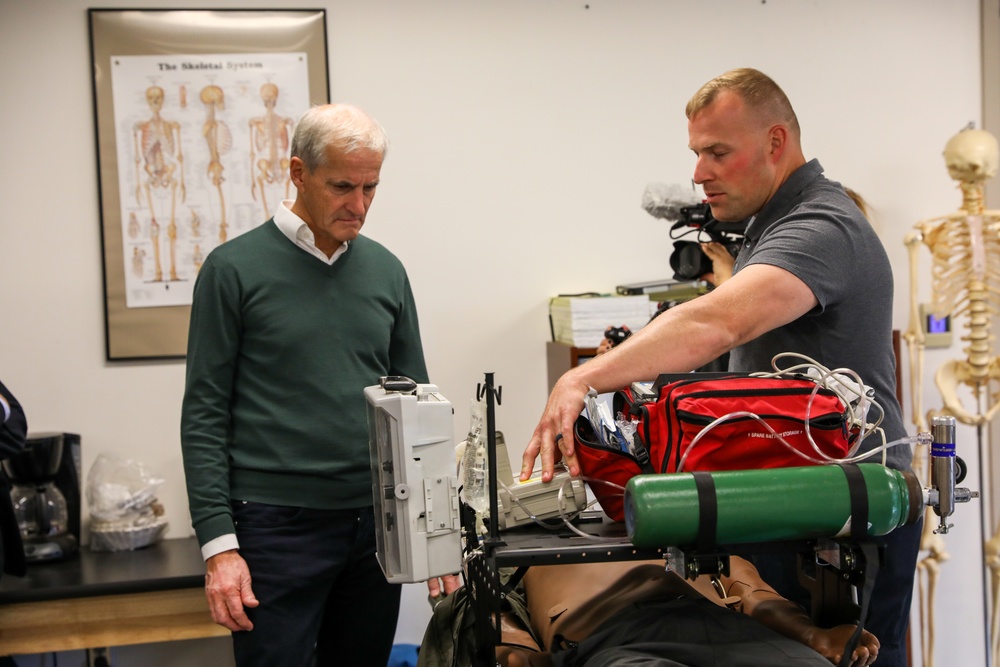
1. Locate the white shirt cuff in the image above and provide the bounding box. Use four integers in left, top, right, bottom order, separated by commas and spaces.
201, 533, 240, 561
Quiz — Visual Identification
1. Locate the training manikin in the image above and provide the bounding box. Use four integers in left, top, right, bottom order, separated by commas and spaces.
904, 127, 1000, 667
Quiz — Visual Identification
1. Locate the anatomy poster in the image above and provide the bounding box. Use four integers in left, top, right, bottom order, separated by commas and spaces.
111, 52, 310, 308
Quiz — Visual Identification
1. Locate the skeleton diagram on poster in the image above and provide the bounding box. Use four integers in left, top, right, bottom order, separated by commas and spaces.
111, 52, 309, 308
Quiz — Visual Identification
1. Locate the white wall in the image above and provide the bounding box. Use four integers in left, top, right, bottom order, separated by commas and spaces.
0, 0, 988, 665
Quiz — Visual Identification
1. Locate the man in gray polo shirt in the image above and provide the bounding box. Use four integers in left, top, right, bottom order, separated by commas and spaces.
521, 67, 919, 667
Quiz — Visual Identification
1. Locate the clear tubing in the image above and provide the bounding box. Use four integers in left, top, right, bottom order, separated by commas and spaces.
677, 408, 927, 472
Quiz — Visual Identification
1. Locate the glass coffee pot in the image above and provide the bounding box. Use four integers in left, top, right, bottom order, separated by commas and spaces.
3, 432, 78, 561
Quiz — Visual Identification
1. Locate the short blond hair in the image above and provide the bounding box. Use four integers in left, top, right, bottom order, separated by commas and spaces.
686, 68, 800, 138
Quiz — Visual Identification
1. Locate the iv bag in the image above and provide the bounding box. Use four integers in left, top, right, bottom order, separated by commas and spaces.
461, 399, 489, 514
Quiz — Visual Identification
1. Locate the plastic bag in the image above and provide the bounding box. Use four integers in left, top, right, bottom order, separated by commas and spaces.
86, 453, 169, 551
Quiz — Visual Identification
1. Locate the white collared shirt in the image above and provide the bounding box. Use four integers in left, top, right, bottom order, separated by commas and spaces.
273, 200, 349, 265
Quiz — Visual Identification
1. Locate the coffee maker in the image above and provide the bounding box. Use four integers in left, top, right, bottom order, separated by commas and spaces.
2, 432, 81, 562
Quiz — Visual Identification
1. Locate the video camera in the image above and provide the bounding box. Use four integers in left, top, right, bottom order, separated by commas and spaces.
668, 203, 748, 281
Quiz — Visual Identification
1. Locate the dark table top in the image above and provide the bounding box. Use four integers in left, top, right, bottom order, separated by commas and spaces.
0, 536, 206, 604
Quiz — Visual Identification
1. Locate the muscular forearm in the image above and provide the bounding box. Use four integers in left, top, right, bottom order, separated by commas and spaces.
581, 263, 820, 393
571, 298, 739, 393
521, 264, 819, 482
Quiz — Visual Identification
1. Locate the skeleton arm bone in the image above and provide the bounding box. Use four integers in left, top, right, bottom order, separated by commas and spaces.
985, 528, 1000, 666
171, 121, 186, 202
905, 231, 929, 432
133, 123, 145, 204
249, 120, 259, 201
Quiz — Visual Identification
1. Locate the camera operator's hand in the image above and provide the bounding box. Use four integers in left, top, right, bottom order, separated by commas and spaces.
598, 325, 631, 355
700, 242, 735, 285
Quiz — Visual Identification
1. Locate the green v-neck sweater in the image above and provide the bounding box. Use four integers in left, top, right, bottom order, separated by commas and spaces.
181, 221, 428, 547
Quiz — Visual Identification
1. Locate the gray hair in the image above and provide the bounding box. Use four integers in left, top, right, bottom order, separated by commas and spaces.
291, 103, 389, 171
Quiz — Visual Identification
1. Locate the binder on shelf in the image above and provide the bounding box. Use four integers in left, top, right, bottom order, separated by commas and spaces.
616, 279, 709, 296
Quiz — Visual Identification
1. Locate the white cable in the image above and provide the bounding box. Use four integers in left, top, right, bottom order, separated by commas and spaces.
676, 408, 924, 472
676, 353, 916, 471
750, 352, 886, 460
678, 410, 826, 471
776, 352, 883, 435
556, 474, 630, 542
497, 474, 589, 531
505, 462, 632, 542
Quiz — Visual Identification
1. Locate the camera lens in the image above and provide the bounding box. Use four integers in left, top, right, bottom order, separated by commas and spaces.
669, 241, 714, 281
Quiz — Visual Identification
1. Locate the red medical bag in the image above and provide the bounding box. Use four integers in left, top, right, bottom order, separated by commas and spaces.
574, 374, 854, 521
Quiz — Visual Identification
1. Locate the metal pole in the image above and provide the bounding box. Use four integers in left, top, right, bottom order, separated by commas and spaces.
484, 372, 501, 544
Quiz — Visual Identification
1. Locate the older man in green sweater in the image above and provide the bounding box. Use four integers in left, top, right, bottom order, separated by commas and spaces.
181, 103, 441, 667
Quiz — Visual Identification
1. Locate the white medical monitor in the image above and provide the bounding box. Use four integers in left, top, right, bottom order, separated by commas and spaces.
365, 378, 462, 583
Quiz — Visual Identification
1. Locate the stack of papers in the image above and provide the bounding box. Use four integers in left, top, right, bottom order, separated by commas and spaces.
549, 295, 657, 347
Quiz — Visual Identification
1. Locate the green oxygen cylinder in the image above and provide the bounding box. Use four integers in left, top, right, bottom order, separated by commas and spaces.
623, 464, 924, 548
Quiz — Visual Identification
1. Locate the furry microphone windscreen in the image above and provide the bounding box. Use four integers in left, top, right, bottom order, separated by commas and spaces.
641, 183, 702, 222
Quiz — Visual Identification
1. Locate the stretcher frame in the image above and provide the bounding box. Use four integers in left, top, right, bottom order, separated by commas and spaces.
462, 374, 877, 667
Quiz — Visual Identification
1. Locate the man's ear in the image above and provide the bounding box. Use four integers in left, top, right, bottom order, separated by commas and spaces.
768, 125, 788, 161
289, 156, 306, 188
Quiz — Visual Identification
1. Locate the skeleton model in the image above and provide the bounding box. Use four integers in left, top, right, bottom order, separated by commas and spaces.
904, 128, 1000, 667
200, 85, 232, 243
133, 85, 185, 283
249, 83, 294, 220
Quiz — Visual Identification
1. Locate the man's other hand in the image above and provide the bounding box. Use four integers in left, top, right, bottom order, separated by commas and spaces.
205, 549, 259, 631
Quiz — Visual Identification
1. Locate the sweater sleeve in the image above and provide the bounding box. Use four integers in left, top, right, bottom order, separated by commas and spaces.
180, 256, 243, 547
389, 274, 429, 385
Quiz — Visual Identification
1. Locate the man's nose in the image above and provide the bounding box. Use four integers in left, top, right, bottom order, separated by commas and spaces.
692, 157, 710, 185
345, 188, 366, 214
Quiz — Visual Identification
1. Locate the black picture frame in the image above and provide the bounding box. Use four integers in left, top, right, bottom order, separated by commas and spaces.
88, 8, 329, 360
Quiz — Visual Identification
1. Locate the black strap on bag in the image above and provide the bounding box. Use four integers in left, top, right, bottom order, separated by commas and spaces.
836, 464, 880, 667
692, 471, 718, 553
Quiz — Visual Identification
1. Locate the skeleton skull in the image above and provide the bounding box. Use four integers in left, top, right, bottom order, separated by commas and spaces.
145, 86, 164, 112
260, 83, 279, 108
200, 85, 224, 110
943, 129, 1000, 184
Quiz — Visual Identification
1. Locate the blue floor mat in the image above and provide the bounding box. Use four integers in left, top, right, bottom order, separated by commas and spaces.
388, 643, 419, 667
